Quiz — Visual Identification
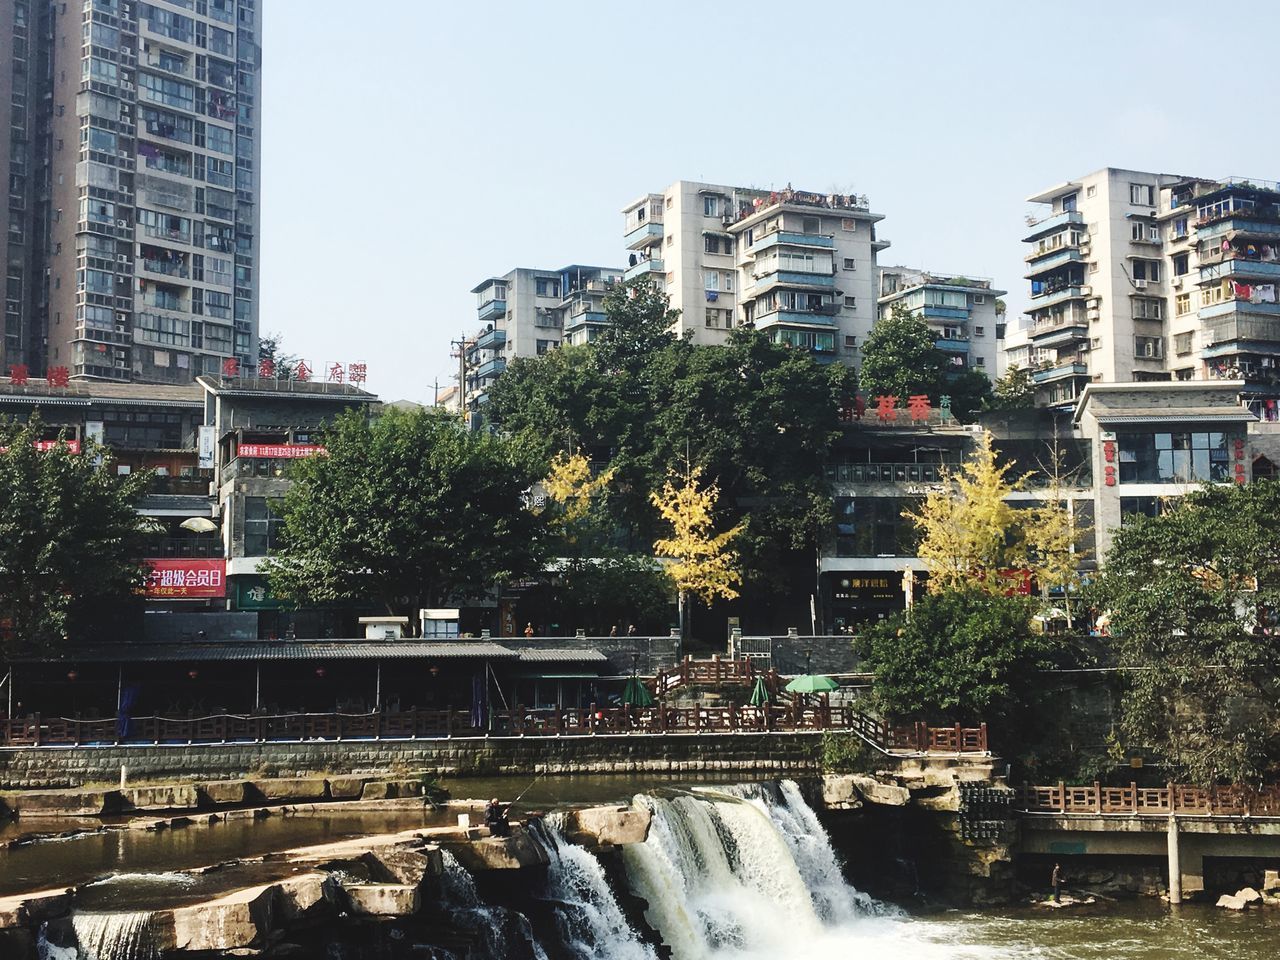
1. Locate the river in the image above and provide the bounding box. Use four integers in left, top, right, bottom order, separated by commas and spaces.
8, 776, 1276, 959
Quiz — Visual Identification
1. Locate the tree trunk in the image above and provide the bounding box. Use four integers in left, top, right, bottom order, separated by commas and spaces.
678, 589, 688, 646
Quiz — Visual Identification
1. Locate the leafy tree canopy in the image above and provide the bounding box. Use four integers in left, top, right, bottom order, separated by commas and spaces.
262, 407, 545, 621
988, 363, 1036, 412
1090, 480, 1280, 783
0, 415, 152, 657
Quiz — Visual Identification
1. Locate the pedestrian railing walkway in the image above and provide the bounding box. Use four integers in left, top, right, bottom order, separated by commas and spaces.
0, 707, 989, 754
1017, 781, 1280, 817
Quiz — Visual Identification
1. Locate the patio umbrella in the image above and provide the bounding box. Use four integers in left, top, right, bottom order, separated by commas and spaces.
784, 674, 840, 695
622, 676, 655, 707
749, 675, 771, 707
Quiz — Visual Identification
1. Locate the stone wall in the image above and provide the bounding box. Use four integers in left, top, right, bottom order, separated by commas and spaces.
0, 732, 822, 790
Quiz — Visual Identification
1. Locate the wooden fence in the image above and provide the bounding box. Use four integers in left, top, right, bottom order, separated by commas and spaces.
1017, 781, 1280, 817
0, 707, 988, 753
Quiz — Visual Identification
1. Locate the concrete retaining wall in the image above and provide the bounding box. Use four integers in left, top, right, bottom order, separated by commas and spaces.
0, 732, 822, 790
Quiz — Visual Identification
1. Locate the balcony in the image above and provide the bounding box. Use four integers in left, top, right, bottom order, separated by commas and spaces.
477, 298, 506, 323
935, 337, 970, 353
1202, 314, 1280, 357
1198, 259, 1280, 284
476, 357, 507, 380
751, 270, 836, 293
624, 220, 663, 250
754, 310, 837, 330
1023, 210, 1084, 242
1033, 362, 1089, 383
1025, 236, 1084, 263
1199, 300, 1280, 322
1196, 217, 1280, 241
138, 258, 190, 280
475, 327, 507, 351
1029, 319, 1089, 348
564, 311, 608, 332
1026, 285, 1090, 311
147, 538, 223, 559
749, 230, 836, 252
920, 305, 970, 320
1024, 249, 1084, 279
624, 258, 664, 281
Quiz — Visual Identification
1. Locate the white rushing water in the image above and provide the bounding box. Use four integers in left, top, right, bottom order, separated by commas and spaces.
66, 912, 160, 960
621, 780, 1013, 960
439, 849, 550, 960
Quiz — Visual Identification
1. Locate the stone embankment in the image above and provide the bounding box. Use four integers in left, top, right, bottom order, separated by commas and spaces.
0, 803, 651, 958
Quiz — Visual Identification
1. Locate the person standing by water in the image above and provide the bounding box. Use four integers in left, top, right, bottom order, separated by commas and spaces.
485, 798, 510, 837
1051, 862, 1062, 902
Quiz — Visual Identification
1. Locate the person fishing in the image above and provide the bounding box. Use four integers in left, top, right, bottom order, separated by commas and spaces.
1051, 862, 1062, 902
485, 797, 510, 837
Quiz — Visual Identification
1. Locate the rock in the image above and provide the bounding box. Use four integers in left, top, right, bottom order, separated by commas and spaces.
359, 780, 425, 802
439, 825, 550, 872
0, 929, 37, 960
326, 776, 369, 800
274, 873, 328, 922
0, 888, 72, 928
251, 778, 328, 802
342, 883, 421, 916
120, 784, 199, 811
171, 883, 275, 951
1236, 887, 1262, 905
197, 780, 251, 806
821, 775, 864, 811
1216, 894, 1248, 911
559, 806, 651, 848
848, 775, 911, 807
0, 790, 115, 817
1264, 869, 1280, 893
366, 846, 438, 886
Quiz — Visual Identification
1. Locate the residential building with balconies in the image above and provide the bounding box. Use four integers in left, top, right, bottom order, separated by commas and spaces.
877, 267, 1006, 377
1009, 168, 1280, 413
6, 0, 263, 385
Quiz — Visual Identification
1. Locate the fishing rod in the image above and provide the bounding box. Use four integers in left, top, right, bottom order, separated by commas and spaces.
508, 770, 548, 810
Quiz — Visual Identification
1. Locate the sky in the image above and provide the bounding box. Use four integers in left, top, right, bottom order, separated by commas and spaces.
259, 0, 1280, 404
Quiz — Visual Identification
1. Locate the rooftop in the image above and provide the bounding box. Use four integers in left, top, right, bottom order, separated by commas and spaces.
0, 378, 204, 407
197, 375, 378, 403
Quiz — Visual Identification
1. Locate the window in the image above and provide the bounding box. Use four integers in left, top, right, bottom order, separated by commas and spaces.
975, 355, 985, 366
1129, 183, 1155, 206
1172, 216, 1189, 239
842, 258, 856, 271
1173, 253, 1189, 276
1118, 432, 1235, 483
703, 195, 719, 217
802, 217, 820, 235
1175, 332, 1194, 355
1061, 193, 1077, 213
704, 235, 731, 255
1086, 185, 1097, 198
206, 124, 233, 155
1131, 222, 1159, 242
722, 271, 733, 292
833, 497, 920, 558
840, 218, 856, 232
535, 278, 560, 298
975, 326, 986, 337
535, 339, 558, 355
843, 296, 857, 308
665, 234, 674, 247
243, 497, 285, 556
1175, 293, 1192, 317
138, 71, 195, 111
844, 335, 857, 349
1134, 335, 1163, 358
704, 270, 718, 291
1133, 298, 1163, 320
1132, 260, 1161, 283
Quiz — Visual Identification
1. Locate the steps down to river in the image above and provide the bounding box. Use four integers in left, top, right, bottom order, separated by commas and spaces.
0, 803, 652, 958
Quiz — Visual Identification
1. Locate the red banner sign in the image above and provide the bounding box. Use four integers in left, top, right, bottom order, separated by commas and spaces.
236, 443, 327, 459
145, 559, 227, 599
33, 439, 81, 453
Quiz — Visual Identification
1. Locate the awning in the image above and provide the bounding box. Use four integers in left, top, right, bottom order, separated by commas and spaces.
1095, 406, 1255, 425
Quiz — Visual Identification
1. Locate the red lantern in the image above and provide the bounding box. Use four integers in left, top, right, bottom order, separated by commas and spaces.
429, 666, 440, 677
187, 670, 199, 680
66, 670, 79, 682
315, 667, 326, 679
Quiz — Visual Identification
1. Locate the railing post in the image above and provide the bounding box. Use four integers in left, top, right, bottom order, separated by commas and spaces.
979, 722, 988, 753
1167, 781, 1176, 815
1131, 781, 1138, 814
33, 713, 40, 747
1057, 781, 1066, 813
954, 723, 962, 752
1094, 781, 1102, 814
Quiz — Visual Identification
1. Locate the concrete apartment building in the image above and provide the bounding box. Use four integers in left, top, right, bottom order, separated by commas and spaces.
623, 181, 890, 363
2, 0, 261, 385
464, 264, 621, 423
877, 267, 1007, 376
1008, 167, 1280, 415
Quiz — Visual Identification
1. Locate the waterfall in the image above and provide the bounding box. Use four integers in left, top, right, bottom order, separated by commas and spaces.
438, 849, 549, 960
535, 817, 657, 960
68, 912, 159, 960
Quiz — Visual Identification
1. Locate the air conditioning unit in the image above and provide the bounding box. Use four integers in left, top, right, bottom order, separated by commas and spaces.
117, 253, 128, 263
116, 219, 127, 228
1134, 279, 1148, 290
1172, 277, 1183, 289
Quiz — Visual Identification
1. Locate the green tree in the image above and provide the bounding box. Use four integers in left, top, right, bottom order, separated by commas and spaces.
989, 363, 1036, 411
257, 332, 300, 380
947, 368, 995, 423
858, 589, 1049, 732
859, 302, 947, 405
262, 407, 545, 622
1090, 481, 1280, 783
593, 277, 679, 372
0, 416, 152, 657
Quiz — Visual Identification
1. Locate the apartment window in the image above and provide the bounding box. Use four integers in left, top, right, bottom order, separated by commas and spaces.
704, 235, 731, 255
1133, 297, 1163, 320
535, 278, 559, 298
243, 497, 285, 556
844, 335, 857, 349
975, 355, 986, 367
1175, 293, 1192, 317
1173, 253, 1189, 276
704, 270, 718, 291
1118, 431, 1235, 483
666, 234, 674, 247
802, 217, 820, 235
1129, 183, 1155, 206
843, 296, 857, 308
975, 326, 986, 337
665, 195, 673, 210
705, 308, 719, 328
840, 219, 856, 232
535, 339, 558, 355
1174, 368, 1195, 381
1132, 260, 1160, 283
1086, 185, 1097, 198
1130, 222, 1158, 242
703, 196, 719, 217
1175, 332, 1194, 356
842, 258, 856, 271
722, 271, 733, 292
1172, 216, 1189, 239
1061, 193, 1078, 213
1134, 335, 1163, 359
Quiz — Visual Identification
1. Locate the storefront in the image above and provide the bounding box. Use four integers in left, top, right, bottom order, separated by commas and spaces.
822, 570, 908, 633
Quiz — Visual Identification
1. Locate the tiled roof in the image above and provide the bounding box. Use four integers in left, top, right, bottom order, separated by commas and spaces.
21, 641, 520, 663
512, 648, 609, 663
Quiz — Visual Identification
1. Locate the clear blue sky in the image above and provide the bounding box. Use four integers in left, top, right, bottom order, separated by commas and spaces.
260, 0, 1280, 403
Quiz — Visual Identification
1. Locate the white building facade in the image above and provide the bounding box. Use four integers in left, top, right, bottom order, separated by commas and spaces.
877, 267, 1006, 376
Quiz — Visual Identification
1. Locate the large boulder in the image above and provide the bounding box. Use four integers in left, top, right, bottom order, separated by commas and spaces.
196, 780, 251, 806
0, 888, 72, 928
366, 846, 440, 886
342, 883, 421, 916
1216, 894, 1248, 911
1263, 869, 1280, 893
170, 883, 275, 951
559, 806, 651, 848
274, 873, 329, 922
250, 778, 329, 802
120, 784, 199, 811
440, 825, 549, 872
0, 790, 115, 816
849, 775, 911, 807
821, 775, 865, 811
1236, 887, 1262, 905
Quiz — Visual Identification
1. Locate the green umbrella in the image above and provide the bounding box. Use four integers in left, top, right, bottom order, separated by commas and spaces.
622, 676, 655, 707
749, 675, 771, 707
784, 674, 839, 695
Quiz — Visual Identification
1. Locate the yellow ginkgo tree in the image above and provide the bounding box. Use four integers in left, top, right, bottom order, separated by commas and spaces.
543, 451, 615, 532
651, 465, 745, 640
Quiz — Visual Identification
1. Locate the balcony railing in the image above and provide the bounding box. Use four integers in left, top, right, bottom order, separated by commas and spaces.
474, 327, 506, 351
825, 462, 948, 484
750, 230, 836, 251
1033, 362, 1089, 383
624, 220, 664, 249
624, 258, 664, 282
147, 539, 223, 559
476, 357, 507, 380
477, 298, 506, 323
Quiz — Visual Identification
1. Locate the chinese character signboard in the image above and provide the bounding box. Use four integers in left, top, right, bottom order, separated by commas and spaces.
236, 443, 327, 459
145, 559, 226, 599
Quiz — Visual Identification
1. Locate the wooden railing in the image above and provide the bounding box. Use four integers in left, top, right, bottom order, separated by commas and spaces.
1016, 781, 1280, 817
0, 707, 989, 752
652, 656, 761, 695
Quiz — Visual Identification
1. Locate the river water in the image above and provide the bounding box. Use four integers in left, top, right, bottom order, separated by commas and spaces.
10, 777, 1277, 959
